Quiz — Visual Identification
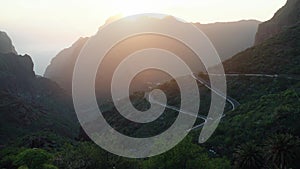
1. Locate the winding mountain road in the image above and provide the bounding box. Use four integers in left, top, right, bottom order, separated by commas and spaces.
191, 73, 240, 110
149, 73, 239, 131
150, 72, 298, 131
202, 73, 300, 80
149, 96, 207, 122
186, 73, 240, 131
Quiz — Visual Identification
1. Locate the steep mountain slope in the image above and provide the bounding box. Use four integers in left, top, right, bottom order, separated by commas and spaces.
222, 22, 300, 74
44, 37, 88, 93
196, 20, 260, 60
0, 53, 35, 91
44, 18, 259, 95
1, 2, 300, 168
202, 2, 300, 165
92, 1, 300, 164
0, 33, 79, 144
255, 0, 300, 44
0, 31, 17, 54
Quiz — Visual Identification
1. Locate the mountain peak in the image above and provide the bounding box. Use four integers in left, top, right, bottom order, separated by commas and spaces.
0, 31, 17, 54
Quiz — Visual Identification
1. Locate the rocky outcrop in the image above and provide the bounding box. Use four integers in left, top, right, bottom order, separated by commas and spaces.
0, 31, 35, 90
0, 31, 17, 54
0, 32, 79, 144
0, 53, 35, 91
255, 0, 300, 45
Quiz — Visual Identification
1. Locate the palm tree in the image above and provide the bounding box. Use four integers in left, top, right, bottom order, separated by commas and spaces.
233, 142, 264, 169
264, 133, 300, 169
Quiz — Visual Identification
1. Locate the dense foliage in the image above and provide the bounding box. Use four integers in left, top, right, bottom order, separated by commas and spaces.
1, 2, 300, 169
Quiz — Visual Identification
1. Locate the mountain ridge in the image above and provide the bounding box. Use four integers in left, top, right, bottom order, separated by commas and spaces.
44, 19, 260, 94
0, 32, 79, 144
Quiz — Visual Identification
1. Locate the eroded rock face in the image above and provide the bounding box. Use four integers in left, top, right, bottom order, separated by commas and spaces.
0, 31, 17, 54
0, 31, 34, 89
255, 0, 300, 45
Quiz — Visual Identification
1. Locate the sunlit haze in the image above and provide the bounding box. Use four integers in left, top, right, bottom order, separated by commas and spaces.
0, 0, 287, 74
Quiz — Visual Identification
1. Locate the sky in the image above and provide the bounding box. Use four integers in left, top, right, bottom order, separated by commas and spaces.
0, 0, 287, 75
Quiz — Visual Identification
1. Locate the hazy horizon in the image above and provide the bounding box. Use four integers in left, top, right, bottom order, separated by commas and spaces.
0, 0, 287, 75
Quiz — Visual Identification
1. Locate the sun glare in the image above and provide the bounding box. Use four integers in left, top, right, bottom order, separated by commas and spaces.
112, 0, 162, 17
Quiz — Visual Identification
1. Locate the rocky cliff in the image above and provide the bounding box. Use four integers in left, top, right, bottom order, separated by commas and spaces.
0, 32, 79, 144
0, 31, 17, 54
255, 0, 300, 45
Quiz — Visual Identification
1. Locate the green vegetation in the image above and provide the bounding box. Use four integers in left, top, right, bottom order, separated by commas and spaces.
142, 137, 231, 169
223, 22, 300, 74
13, 148, 57, 169
233, 134, 300, 169
0, 52, 79, 144
0, 134, 231, 169
233, 142, 264, 169
1, 2, 300, 169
